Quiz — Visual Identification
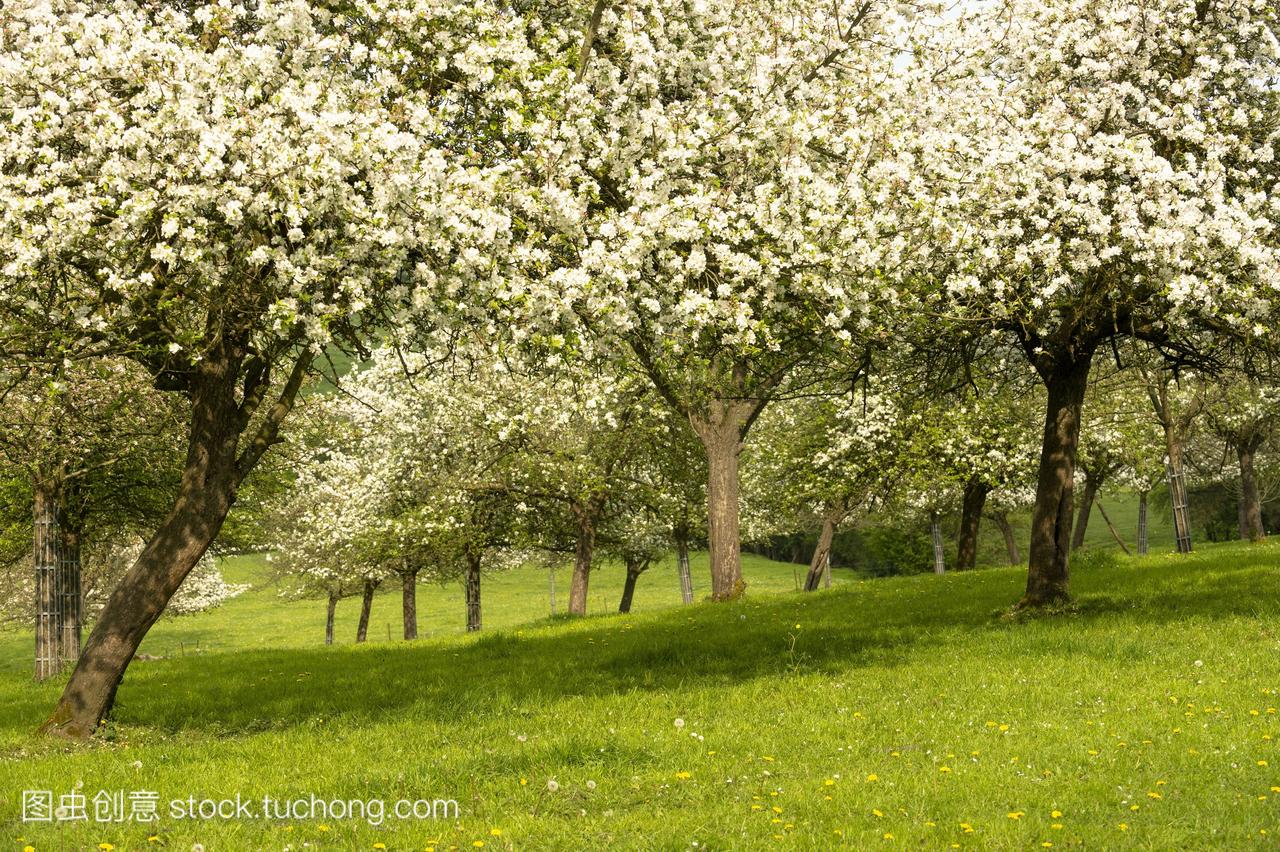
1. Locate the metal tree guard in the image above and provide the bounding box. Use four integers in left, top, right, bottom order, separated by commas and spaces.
34, 494, 60, 681
1137, 491, 1149, 556
931, 513, 945, 574
1166, 462, 1193, 553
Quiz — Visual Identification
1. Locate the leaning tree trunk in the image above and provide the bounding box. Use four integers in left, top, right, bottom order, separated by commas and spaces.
37, 343, 309, 740
1022, 350, 1093, 608
1136, 490, 1150, 556
930, 512, 945, 575
57, 511, 83, 666
465, 550, 482, 632
1238, 440, 1266, 542
956, 479, 989, 571
33, 479, 60, 682
355, 578, 378, 643
691, 399, 752, 601
804, 511, 842, 591
675, 534, 694, 605
324, 591, 339, 646
1070, 470, 1100, 551
618, 558, 645, 613
400, 565, 419, 640
990, 510, 1021, 565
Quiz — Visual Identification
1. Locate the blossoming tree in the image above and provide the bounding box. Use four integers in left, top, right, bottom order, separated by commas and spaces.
523, 0, 913, 600
907, 0, 1280, 605
1, 0, 535, 737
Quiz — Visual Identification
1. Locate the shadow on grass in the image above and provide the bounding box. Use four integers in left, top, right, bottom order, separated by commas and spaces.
13, 541, 1280, 741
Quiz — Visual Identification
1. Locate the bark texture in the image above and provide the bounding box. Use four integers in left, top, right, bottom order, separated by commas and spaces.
401, 567, 419, 640
990, 510, 1021, 565
355, 578, 377, 643
691, 399, 752, 601
956, 479, 989, 571
39, 343, 309, 739
1022, 351, 1092, 607
803, 511, 842, 591
325, 591, 338, 646
567, 501, 600, 616
1070, 471, 1100, 551
618, 558, 647, 613
1238, 441, 1266, 542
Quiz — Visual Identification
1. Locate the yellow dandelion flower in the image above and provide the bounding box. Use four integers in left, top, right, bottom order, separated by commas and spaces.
1259, 760, 1269, 767
882, 833, 894, 840
1130, 805, 1141, 811
675, 771, 691, 780
939, 766, 951, 773
1118, 823, 1129, 832
999, 724, 1010, 732
772, 806, 783, 814
1007, 811, 1025, 820
752, 804, 763, 811
1042, 843, 1053, 848
319, 825, 331, 832
520, 778, 527, 786
1051, 810, 1063, 818
1051, 823, 1064, 830
98, 846, 114, 852
873, 809, 884, 817
373, 845, 387, 851
490, 828, 502, 837
824, 779, 836, 786
472, 843, 485, 849
866, 774, 879, 782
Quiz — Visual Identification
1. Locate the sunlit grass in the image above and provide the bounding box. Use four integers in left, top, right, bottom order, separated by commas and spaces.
1, 541, 1277, 849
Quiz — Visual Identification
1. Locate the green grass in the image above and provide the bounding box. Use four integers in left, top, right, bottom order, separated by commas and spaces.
2, 542, 1279, 850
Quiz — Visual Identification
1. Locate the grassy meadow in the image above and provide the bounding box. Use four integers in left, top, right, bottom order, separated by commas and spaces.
2, 531, 1278, 849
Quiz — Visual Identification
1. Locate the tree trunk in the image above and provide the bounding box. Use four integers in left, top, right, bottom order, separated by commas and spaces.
676, 535, 694, 605
325, 591, 338, 646
401, 567, 419, 640
1022, 350, 1093, 607
34, 479, 59, 682
1239, 441, 1266, 542
58, 517, 83, 666
355, 579, 377, 643
618, 559, 644, 613
691, 400, 751, 601
1137, 490, 1149, 556
930, 512, 945, 575
465, 550, 482, 632
37, 342, 309, 740
568, 505, 597, 617
804, 512, 840, 591
956, 479, 989, 571
1070, 471, 1100, 551
990, 510, 1021, 565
